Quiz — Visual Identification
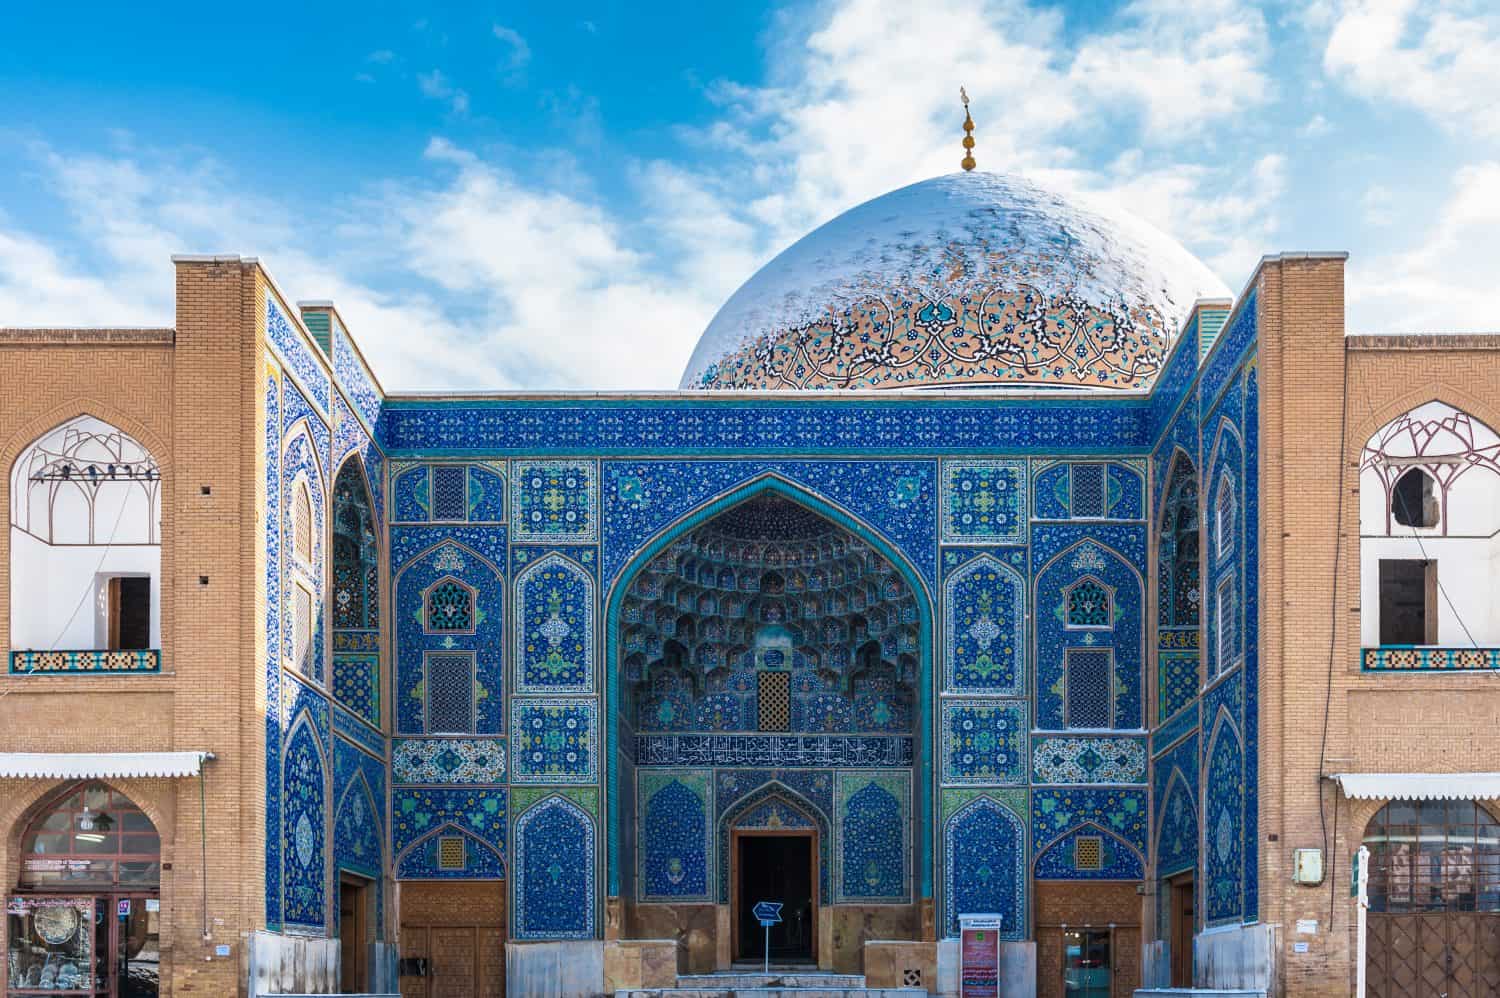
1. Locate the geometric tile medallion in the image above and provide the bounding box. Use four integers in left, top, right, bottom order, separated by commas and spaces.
514, 552, 595, 694
940, 699, 1027, 785
393, 738, 507, 784
511, 459, 598, 543
1030, 735, 1146, 785
943, 554, 1026, 696
509, 697, 598, 784
940, 459, 1027, 545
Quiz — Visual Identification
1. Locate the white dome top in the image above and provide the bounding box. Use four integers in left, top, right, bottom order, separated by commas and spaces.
681, 172, 1229, 392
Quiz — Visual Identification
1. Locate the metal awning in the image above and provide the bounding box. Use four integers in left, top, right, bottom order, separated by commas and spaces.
0, 751, 213, 779
1334, 772, 1500, 800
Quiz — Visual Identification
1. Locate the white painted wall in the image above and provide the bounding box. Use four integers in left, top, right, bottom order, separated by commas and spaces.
1360, 437, 1500, 647
8, 529, 161, 649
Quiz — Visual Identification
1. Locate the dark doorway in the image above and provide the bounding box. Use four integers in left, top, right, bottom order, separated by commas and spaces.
339, 876, 368, 993
735, 834, 814, 963
1379, 559, 1436, 645
1169, 873, 1194, 987
108, 576, 151, 650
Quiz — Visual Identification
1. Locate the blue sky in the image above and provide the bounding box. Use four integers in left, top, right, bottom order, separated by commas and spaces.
1, 0, 1496, 390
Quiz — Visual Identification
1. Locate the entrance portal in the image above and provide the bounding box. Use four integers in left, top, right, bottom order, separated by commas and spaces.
735, 833, 814, 964
1168, 873, 1194, 987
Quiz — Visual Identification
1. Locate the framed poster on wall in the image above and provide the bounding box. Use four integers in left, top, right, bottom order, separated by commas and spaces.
959, 913, 1003, 998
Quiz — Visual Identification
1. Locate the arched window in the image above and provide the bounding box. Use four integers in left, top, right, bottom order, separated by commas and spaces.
1215, 474, 1235, 560
1363, 800, 1500, 912
1391, 468, 1438, 529
19, 782, 160, 889
292, 482, 313, 565
9, 417, 162, 659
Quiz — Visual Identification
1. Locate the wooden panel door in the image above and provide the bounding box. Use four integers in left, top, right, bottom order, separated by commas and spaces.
1369, 913, 1500, 998
430, 928, 476, 998
398, 926, 429, 998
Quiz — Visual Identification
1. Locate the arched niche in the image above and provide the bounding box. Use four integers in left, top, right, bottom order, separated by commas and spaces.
9, 416, 162, 654
1358, 401, 1500, 647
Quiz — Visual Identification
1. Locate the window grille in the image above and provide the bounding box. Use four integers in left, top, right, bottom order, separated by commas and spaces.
1216, 578, 1237, 672
1215, 477, 1234, 560
1065, 649, 1111, 729
1065, 578, 1112, 629
1071, 464, 1106, 518
437, 835, 466, 871
426, 654, 475, 733
431, 465, 467, 521
758, 670, 791, 731
1074, 835, 1104, 871
293, 483, 313, 564
1364, 799, 1500, 912
425, 579, 475, 633
293, 582, 314, 678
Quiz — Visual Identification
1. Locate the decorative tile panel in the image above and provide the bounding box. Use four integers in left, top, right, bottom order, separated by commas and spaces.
1030, 736, 1146, 784
1031, 787, 1146, 880
637, 771, 711, 902
943, 791, 1027, 939
332, 324, 381, 431
282, 719, 328, 929
512, 460, 598, 542
266, 296, 330, 414
510, 698, 598, 784
392, 787, 507, 879
940, 459, 1027, 545
1153, 733, 1198, 878
943, 554, 1025, 696
515, 552, 596, 693
940, 700, 1027, 785
1203, 715, 1245, 924
393, 738, 507, 784
264, 363, 283, 931
513, 795, 597, 940
835, 770, 910, 903
331, 654, 379, 728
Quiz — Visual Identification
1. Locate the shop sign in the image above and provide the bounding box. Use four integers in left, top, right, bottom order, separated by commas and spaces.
117, 899, 131, 917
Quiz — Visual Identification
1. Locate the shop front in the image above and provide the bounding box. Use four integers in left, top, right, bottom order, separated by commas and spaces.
6, 783, 160, 998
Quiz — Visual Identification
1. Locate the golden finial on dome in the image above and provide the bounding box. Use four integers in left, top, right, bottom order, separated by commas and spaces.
960, 87, 976, 172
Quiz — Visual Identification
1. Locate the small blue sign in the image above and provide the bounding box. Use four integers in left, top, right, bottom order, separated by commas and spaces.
753, 901, 783, 924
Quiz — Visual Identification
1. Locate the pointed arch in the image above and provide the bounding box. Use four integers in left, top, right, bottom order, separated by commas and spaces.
1034, 818, 1145, 880
1153, 767, 1198, 878
515, 551, 596, 693
1202, 707, 1245, 925
282, 711, 329, 929
943, 794, 1026, 940
718, 779, 832, 905
605, 473, 934, 899
394, 821, 506, 880
333, 771, 383, 879
513, 795, 597, 940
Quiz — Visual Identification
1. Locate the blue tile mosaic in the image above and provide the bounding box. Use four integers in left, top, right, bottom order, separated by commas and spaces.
715, 770, 834, 902
1030, 736, 1146, 784
378, 398, 1152, 456
943, 554, 1026, 696
1152, 732, 1198, 878
1203, 713, 1245, 925
393, 738, 506, 784
940, 459, 1027, 545
514, 795, 597, 940
282, 717, 328, 929
468, 462, 506, 521
1032, 787, 1146, 880
267, 295, 330, 414
943, 791, 1027, 939
510, 698, 598, 784
601, 461, 937, 588
835, 771, 910, 903
263, 362, 283, 930
637, 771, 711, 902
393, 786, 507, 879
940, 700, 1027, 785
512, 459, 598, 543
515, 552, 595, 694
332, 323, 381, 432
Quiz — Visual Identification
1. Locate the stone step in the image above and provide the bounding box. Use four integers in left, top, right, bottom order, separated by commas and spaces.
616, 990, 925, 998
678, 974, 866, 988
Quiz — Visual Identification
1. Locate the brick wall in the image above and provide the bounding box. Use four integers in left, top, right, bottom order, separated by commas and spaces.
1256, 254, 1500, 996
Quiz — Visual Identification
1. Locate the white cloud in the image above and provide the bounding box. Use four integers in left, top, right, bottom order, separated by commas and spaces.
492, 25, 531, 70
1323, 0, 1500, 135
417, 70, 469, 115
1347, 161, 1500, 333
1301, 113, 1331, 136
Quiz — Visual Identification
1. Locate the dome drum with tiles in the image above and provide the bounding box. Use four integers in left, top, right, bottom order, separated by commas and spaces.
681, 172, 1229, 392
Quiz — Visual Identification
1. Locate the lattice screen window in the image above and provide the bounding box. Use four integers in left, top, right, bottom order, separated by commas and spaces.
1065, 578, 1112, 629
1064, 649, 1112, 729
292, 582, 314, 678
431, 465, 468, 522
1216, 475, 1235, 559
437, 835, 466, 871
293, 483, 313, 564
425, 579, 475, 633
1071, 463, 1107, 518
758, 669, 791, 731
426, 654, 475, 733
1216, 578, 1237, 673
1074, 835, 1104, 871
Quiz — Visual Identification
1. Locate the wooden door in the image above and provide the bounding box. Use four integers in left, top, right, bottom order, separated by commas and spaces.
1169, 874, 1193, 987
398, 881, 506, 998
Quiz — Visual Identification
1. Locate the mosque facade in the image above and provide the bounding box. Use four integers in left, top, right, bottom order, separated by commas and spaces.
2, 167, 1499, 998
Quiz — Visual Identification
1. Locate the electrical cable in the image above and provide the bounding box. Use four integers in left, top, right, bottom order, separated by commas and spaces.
1316, 346, 1350, 926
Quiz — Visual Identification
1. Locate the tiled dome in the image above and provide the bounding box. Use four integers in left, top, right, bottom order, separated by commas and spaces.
681, 172, 1229, 392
